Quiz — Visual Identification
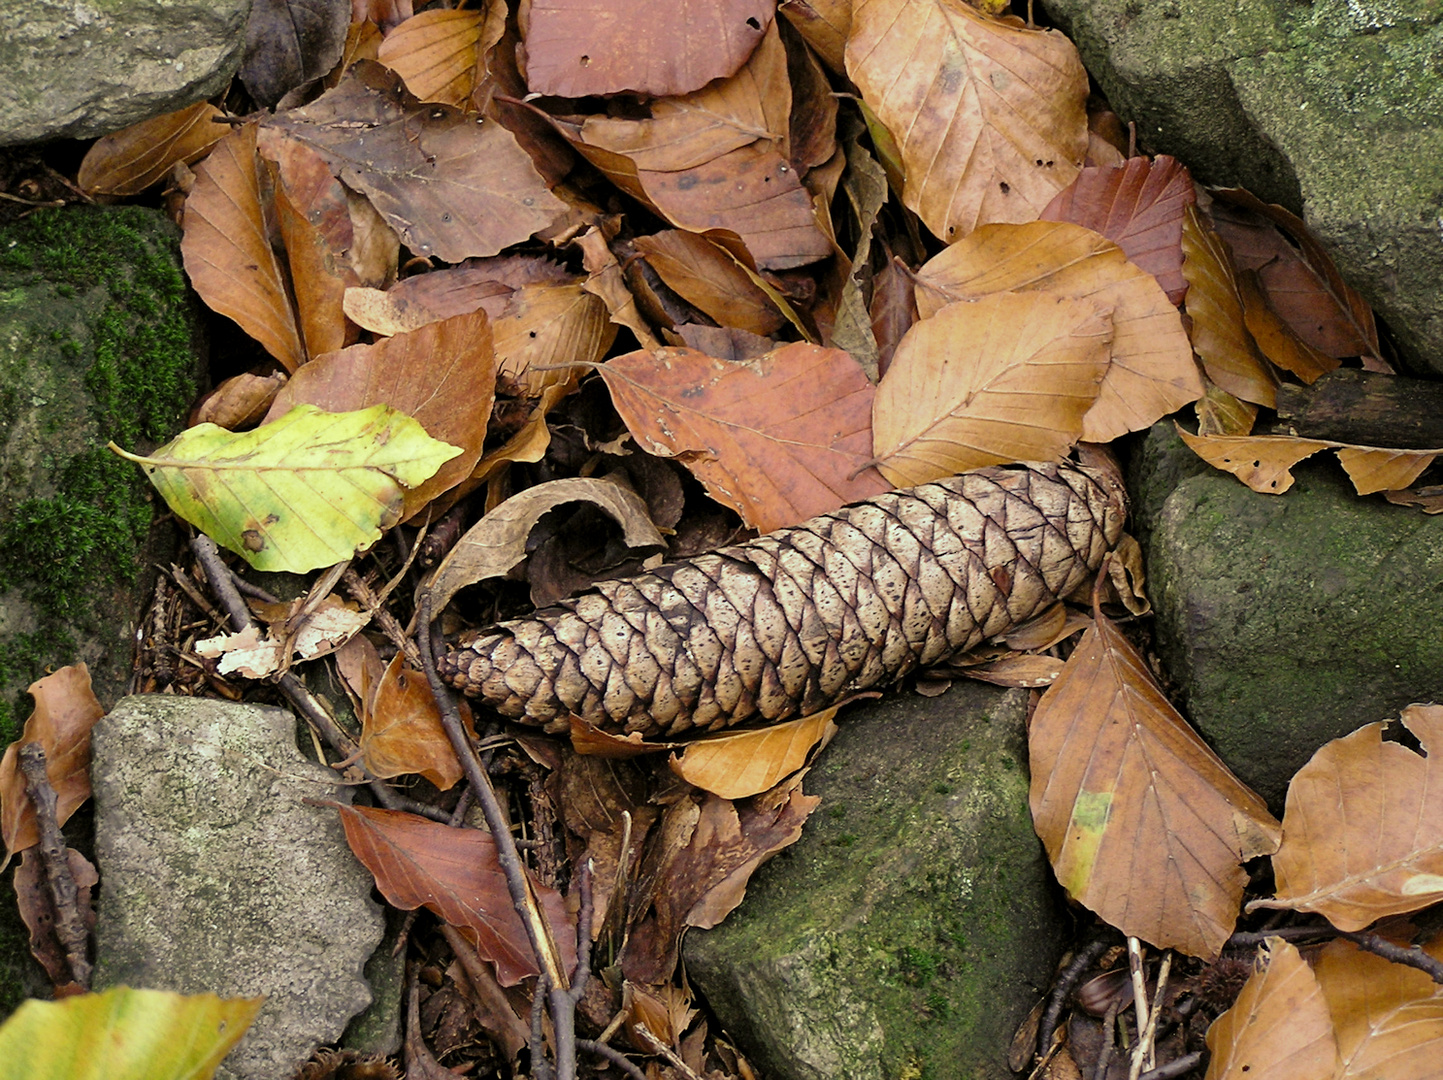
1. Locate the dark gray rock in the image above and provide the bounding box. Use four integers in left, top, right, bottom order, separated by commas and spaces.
1040, 0, 1443, 374
1133, 423, 1443, 810
0, 0, 250, 146
684, 682, 1059, 1080
91, 695, 385, 1080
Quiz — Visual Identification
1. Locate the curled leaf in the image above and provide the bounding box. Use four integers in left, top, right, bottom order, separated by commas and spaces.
670, 706, 841, 799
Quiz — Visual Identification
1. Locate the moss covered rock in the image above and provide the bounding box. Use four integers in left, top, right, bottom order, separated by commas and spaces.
684, 682, 1059, 1080
1133, 423, 1443, 810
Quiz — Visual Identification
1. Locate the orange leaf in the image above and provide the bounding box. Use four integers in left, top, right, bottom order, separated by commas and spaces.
360, 652, 464, 789
272, 160, 359, 361
1250, 704, 1443, 931
669, 706, 841, 799
493, 284, 615, 396
265, 309, 497, 519
335, 803, 576, 985
1203, 938, 1338, 1080
845, 0, 1088, 242
1180, 205, 1278, 407
634, 231, 784, 337
182, 124, 305, 373
913, 220, 1200, 443
1176, 427, 1331, 495
599, 343, 889, 532
1335, 447, 1437, 496
1029, 610, 1280, 958
0, 666, 106, 867
1237, 268, 1339, 385
1315, 934, 1443, 1079
871, 292, 1112, 486
377, 7, 502, 107
78, 101, 227, 197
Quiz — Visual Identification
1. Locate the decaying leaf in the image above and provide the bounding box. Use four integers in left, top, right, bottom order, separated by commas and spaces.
361, 650, 465, 789
492, 283, 615, 396
191, 370, 290, 431
112, 404, 461, 574
194, 595, 370, 678
1250, 704, 1443, 931
266, 61, 566, 262
335, 803, 576, 985
1194, 379, 1258, 437
635, 231, 785, 338
14, 847, 98, 992
1203, 938, 1337, 1080
600, 343, 890, 531
428, 477, 664, 615
1237, 268, 1339, 385
519, 0, 774, 98
0, 666, 106, 867
78, 102, 228, 197
1176, 428, 1331, 495
1029, 607, 1280, 958
0, 987, 262, 1080
1315, 933, 1443, 1079
265, 310, 497, 518
780, 0, 850, 74
846, 0, 1088, 242
871, 292, 1112, 486
913, 220, 1200, 443
1335, 447, 1437, 496
241, 0, 351, 107
669, 705, 841, 799
377, 6, 505, 107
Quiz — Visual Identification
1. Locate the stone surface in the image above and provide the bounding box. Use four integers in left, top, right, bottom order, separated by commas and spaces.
1132, 423, 1443, 810
0, 0, 250, 146
684, 682, 1059, 1080
0, 205, 204, 745
1040, 0, 1443, 374
91, 695, 385, 1080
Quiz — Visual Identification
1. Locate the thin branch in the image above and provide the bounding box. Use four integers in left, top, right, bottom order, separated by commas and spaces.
1224, 924, 1337, 948
1038, 935, 1113, 1057
1126, 938, 1150, 1045
1340, 929, 1443, 985
577, 1040, 647, 1080
18, 744, 91, 988
632, 1023, 705, 1080
1130, 951, 1172, 1080
1138, 1051, 1204, 1080
530, 971, 551, 1080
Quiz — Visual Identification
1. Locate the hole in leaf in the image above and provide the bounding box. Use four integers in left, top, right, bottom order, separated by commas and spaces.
746, 16, 761, 28
999, 181, 1010, 194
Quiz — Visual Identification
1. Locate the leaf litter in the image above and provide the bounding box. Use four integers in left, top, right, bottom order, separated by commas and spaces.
17, 0, 1443, 1075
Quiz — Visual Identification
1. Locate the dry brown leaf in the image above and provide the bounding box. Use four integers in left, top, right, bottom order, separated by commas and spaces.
331, 18, 385, 83
1250, 704, 1443, 931
669, 706, 840, 799
0, 666, 106, 867
428, 477, 664, 615
780, 0, 850, 73
336, 803, 576, 985
568, 717, 674, 759
343, 255, 571, 335
190, 370, 289, 430
871, 292, 1112, 486
78, 101, 227, 196
913, 220, 1200, 442
376, 5, 505, 106
1176, 427, 1331, 495
599, 343, 890, 532
361, 652, 463, 789
182, 124, 306, 372
634, 231, 785, 337
519, 0, 774, 98
1203, 938, 1337, 1080
266, 61, 566, 262
492, 283, 615, 396
785, 22, 840, 173
845, 0, 1088, 242
577, 226, 662, 350
14, 846, 98, 992
272, 161, 359, 360
1237, 268, 1339, 385
1336, 448, 1438, 495
957, 653, 1064, 688
1384, 485, 1443, 515
1040, 155, 1195, 305
1315, 934, 1443, 1079
266, 310, 496, 518
1194, 378, 1258, 437
1180, 205, 1278, 408
1029, 608, 1280, 958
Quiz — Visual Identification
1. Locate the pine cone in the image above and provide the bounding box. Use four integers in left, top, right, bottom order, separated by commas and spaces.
440, 461, 1127, 736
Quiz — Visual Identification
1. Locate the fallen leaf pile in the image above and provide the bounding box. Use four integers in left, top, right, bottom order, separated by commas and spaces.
2, 0, 1437, 1076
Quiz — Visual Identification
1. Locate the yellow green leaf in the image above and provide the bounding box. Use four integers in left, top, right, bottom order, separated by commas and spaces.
0, 986, 262, 1080
111, 404, 461, 573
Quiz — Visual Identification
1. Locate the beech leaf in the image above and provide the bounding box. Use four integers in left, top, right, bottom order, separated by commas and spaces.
1203, 938, 1337, 1080
361, 651, 464, 790
335, 803, 576, 985
669, 705, 841, 800
0, 987, 262, 1080
77, 101, 228, 197
599, 343, 891, 532
240, 0, 350, 107
1315, 934, 1443, 1079
377, 6, 506, 107
1029, 608, 1280, 958
493, 284, 616, 396
845, 0, 1088, 242
1250, 704, 1443, 931
635, 231, 785, 338
111, 404, 462, 574
871, 292, 1112, 487
1176, 428, 1331, 495
1335, 448, 1437, 496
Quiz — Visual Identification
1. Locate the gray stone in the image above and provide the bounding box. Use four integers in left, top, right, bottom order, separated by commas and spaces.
1040, 0, 1443, 374
1132, 423, 1443, 810
0, 0, 250, 146
0, 205, 204, 747
684, 682, 1059, 1080
92, 695, 385, 1080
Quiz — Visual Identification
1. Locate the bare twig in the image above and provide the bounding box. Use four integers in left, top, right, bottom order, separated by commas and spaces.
1340, 929, 1443, 985
17, 744, 91, 988
577, 1039, 647, 1080
1138, 1051, 1204, 1080
1127, 938, 1149, 1046
1094, 998, 1121, 1080
1038, 935, 1113, 1058
531, 972, 551, 1080
1224, 924, 1336, 948
632, 1023, 705, 1080
342, 566, 423, 669
1130, 951, 1172, 1080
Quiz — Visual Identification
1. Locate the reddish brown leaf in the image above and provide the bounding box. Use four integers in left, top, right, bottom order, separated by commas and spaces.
599, 343, 890, 531
635, 231, 785, 337
519, 0, 774, 98
343, 255, 572, 335
265, 61, 566, 262
78, 101, 228, 197
361, 652, 463, 789
785, 24, 839, 173
1029, 609, 1280, 958
622, 774, 818, 983
272, 161, 359, 360
0, 666, 106, 866
182, 124, 306, 373
1237, 268, 1339, 385
336, 803, 576, 985
1040, 155, 1195, 305
266, 310, 497, 518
